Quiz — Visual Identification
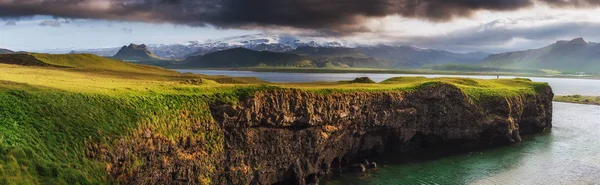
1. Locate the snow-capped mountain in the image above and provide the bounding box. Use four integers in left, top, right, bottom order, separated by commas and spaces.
194, 34, 349, 49
69, 34, 352, 59
182, 34, 351, 57
67, 33, 491, 64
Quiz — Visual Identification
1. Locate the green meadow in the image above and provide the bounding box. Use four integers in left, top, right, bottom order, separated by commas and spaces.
0, 53, 549, 184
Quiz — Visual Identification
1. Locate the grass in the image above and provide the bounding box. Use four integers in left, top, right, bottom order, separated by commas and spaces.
554, 95, 600, 105
0, 53, 551, 184
30, 53, 176, 75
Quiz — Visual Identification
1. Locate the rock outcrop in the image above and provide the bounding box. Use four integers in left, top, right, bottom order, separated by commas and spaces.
113, 43, 161, 61
98, 83, 553, 185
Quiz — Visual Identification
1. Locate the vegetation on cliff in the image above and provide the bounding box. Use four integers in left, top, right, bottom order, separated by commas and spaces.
0, 53, 551, 184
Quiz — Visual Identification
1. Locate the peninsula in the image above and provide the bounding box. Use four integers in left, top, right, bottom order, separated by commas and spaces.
0, 53, 553, 184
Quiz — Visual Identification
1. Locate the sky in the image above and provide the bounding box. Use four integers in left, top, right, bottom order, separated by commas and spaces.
0, 16, 259, 51
2, 0, 600, 53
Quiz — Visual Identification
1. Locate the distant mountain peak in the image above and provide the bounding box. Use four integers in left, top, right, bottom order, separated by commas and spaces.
569, 38, 587, 45
0, 48, 14, 54
125, 43, 148, 50
556, 38, 587, 45
114, 43, 161, 61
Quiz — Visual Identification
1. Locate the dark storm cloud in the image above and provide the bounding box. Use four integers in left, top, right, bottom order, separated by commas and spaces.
0, 0, 599, 33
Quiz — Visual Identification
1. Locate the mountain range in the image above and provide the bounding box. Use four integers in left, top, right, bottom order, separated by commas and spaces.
71, 34, 349, 59
69, 34, 490, 67
183, 47, 396, 68
184, 48, 315, 68
357, 45, 489, 68
482, 38, 600, 72
63, 35, 600, 72
180, 43, 491, 69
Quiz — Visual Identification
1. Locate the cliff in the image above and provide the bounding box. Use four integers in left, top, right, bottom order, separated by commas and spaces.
91, 82, 553, 185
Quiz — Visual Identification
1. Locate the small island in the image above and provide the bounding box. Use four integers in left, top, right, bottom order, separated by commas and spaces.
0, 53, 553, 184
555, 95, 600, 106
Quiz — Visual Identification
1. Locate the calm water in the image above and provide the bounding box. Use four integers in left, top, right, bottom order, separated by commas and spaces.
177, 69, 600, 184
321, 103, 600, 185
175, 69, 600, 96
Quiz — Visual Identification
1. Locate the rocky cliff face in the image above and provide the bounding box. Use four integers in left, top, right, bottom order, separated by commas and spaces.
98, 83, 553, 185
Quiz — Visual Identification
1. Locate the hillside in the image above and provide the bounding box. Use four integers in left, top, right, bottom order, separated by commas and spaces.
358, 45, 489, 68
113, 44, 163, 61
482, 38, 600, 72
290, 46, 367, 58
181, 45, 492, 69
0, 53, 176, 75
184, 47, 316, 68
0, 48, 14, 54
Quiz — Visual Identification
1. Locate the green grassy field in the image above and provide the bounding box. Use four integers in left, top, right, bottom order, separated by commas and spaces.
0, 53, 550, 184
554, 95, 600, 105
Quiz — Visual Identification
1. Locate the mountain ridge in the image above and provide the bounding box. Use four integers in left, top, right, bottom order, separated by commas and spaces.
358, 45, 490, 68
0, 48, 14, 54
68, 34, 490, 64
184, 47, 316, 68
482, 38, 600, 72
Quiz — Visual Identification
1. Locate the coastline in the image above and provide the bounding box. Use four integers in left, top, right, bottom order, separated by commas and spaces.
169, 67, 600, 80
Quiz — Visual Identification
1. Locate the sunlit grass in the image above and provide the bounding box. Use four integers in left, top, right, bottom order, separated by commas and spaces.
31, 53, 176, 75
0, 54, 551, 184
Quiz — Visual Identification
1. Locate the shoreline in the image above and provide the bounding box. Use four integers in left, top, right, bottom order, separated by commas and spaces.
169, 67, 600, 80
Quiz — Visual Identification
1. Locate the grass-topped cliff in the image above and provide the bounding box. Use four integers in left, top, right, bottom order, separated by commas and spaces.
0, 53, 552, 184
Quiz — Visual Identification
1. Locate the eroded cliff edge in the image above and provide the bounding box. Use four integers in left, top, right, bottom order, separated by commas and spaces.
97, 82, 553, 185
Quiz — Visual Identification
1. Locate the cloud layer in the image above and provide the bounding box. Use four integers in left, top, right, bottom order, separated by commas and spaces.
1, 0, 600, 34
374, 14, 600, 52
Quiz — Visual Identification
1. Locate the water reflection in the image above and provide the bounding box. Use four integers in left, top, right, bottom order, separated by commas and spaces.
321, 103, 600, 185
